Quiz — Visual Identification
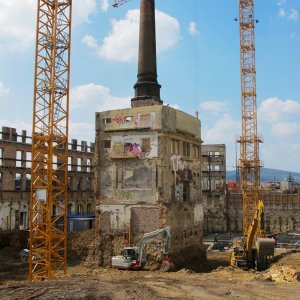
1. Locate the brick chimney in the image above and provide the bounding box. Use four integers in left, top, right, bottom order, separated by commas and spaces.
131, 0, 163, 107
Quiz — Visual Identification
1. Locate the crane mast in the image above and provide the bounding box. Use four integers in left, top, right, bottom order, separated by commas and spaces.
238, 0, 262, 237
29, 0, 72, 281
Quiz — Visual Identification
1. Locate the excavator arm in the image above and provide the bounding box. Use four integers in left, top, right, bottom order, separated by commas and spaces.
230, 200, 275, 270
245, 199, 264, 262
138, 227, 170, 266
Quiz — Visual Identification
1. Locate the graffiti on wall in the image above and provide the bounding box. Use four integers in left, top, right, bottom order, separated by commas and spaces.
111, 135, 157, 159
106, 112, 157, 130
114, 190, 133, 201
124, 142, 149, 158
170, 155, 193, 184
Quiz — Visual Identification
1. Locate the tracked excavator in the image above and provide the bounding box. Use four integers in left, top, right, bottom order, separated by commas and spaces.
230, 200, 275, 270
110, 227, 172, 271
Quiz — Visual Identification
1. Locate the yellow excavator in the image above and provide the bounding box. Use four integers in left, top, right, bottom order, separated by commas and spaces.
230, 200, 275, 270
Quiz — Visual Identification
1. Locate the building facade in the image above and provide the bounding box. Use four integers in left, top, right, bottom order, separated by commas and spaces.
0, 126, 95, 231
95, 105, 204, 267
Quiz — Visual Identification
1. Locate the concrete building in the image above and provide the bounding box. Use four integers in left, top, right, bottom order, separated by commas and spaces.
201, 144, 226, 206
95, 0, 204, 268
201, 144, 227, 233
0, 126, 95, 231
95, 106, 203, 267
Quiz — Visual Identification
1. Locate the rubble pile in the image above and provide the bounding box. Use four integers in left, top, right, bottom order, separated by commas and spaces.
264, 265, 300, 283
67, 230, 95, 261
143, 237, 165, 271
96, 233, 125, 267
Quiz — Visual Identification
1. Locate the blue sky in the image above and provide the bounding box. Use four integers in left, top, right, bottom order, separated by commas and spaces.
0, 0, 299, 172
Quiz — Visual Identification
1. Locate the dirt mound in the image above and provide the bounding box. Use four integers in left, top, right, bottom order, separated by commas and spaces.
264, 265, 300, 283
96, 234, 126, 267
0, 230, 28, 250
67, 230, 96, 261
263, 250, 300, 283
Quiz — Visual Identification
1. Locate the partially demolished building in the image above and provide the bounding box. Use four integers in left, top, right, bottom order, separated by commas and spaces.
94, 0, 205, 268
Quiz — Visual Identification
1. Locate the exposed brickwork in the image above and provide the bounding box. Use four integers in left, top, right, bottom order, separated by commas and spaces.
0, 126, 95, 231
99, 211, 111, 233
131, 207, 159, 234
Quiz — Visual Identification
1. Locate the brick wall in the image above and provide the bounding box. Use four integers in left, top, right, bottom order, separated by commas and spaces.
131, 207, 159, 234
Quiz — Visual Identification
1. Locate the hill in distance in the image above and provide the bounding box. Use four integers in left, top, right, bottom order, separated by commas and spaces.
226, 168, 300, 183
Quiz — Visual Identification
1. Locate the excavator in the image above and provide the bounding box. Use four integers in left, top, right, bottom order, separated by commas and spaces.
230, 200, 275, 270
110, 227, 172, 271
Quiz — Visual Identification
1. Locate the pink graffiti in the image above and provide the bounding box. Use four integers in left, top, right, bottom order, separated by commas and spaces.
124, 143, 148, 158
112, 116, 124, 123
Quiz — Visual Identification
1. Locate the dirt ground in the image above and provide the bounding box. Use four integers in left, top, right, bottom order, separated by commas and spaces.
0, 231, 300, 299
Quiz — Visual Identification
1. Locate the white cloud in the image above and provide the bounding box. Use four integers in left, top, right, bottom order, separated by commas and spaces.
100, 0, 109, 12
200, 101, 228, 115
202, 114, 239, 144
0, 0, 36, 53
188, 21, 199, 36
69, 121, 95, 143
271, 122, 300, 137
70, 83, 130, 112
0, 0, 97, 54
83, 9, 180, 62
82, 35, 98, 49
277, 0, 286, 6
278, 6, 299, 22
169, 104, 181, 110
288, 8, 299, 22
71, 0, 98, 26
259, 97, 300, 123
279, 8, 286, 18
0, 82, 9, 101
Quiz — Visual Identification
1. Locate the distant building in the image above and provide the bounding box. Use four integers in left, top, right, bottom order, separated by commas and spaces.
0, 126, 95, 231
201, 144, 226, 203
281, 175, 298, 194
227, 180, 241, 191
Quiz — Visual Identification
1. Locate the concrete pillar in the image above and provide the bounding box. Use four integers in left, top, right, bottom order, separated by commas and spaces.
131, 0, 163, 107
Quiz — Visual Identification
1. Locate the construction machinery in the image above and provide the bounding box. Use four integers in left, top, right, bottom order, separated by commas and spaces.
110, 227, 172, 270
231, 0, 275, 270
30, 0, 72, 281
230, 200, 275, 270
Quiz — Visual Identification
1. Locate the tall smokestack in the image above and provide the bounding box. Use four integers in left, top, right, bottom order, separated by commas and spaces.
131, 0, 163, 107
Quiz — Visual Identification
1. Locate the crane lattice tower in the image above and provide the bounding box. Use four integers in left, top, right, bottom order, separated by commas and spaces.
238, 0, 262, 237
29, 0, 72, 282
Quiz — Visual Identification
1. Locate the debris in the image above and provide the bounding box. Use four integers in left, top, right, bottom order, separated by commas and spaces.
264, 265, 300, 283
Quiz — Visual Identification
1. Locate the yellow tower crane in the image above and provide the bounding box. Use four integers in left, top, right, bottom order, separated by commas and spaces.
239, 0, 261, 238
29, 0, 72, 282
230, 0, 275, 270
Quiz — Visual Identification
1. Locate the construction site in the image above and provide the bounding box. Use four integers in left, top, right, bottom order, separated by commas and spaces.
0, 0, 300, 299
